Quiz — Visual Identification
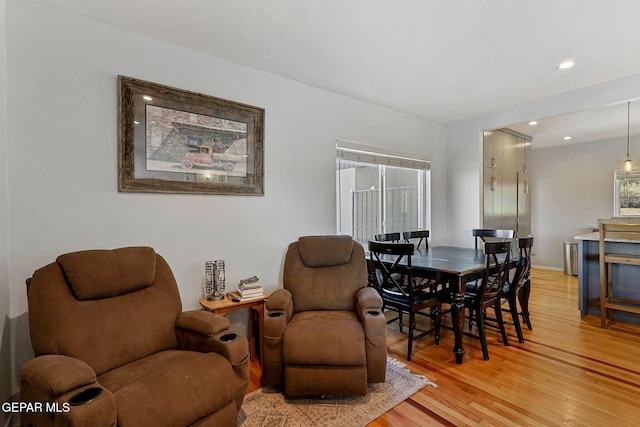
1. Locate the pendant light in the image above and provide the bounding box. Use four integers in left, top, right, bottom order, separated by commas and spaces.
624, 101, 633, 172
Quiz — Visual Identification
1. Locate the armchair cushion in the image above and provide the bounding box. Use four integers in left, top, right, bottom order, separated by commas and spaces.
283, 311, 365, 366
284, 237, 367, 313
28, 251, 181, 376
298, 235, 354, 267
98, 350, 236, 427
57, 247, 156, 300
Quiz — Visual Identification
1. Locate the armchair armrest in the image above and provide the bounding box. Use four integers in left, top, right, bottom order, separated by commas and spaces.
265, 289, 293, 315
355, 287, 385, 329
356, 287, 383, 311
264, 289, 293, 340
176, 310, 231, 335
262, 288, 293, 386
355, 287, 387, 383
176, 309, 250, 413
175, 310, 249, 367
20, 355, 116, 427
21, 355, 96, 396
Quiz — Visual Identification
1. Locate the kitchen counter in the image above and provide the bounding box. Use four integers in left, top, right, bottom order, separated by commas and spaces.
575, 231, 640, 243
577, 220, 640, 324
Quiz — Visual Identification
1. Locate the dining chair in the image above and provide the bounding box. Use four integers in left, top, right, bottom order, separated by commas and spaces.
403, 230, 429, 250
374, 232, 401, 242
463, 240, 512, 360
501, 236, 534, 342
368, 240, 443, 361
371, 232, 403, 292
472, 229, 515, 249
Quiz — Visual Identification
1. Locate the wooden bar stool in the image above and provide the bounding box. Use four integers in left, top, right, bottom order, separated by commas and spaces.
599, 222, 640, 327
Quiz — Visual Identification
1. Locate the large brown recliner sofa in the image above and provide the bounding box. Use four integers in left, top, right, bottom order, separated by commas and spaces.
20, 246, 249, 427
262, 235, 387, 396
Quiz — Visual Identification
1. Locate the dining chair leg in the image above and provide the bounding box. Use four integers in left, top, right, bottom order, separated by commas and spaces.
476, 310, 490, 360
509, 295, 525, 343
494, 301, 510, 347
407, 310, 415, 361
521, 312, 532, 330
398, 309, 404, 333
518, 279, 533, 330
434, 305, 442, 345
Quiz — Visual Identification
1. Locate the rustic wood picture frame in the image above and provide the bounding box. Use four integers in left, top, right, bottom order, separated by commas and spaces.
118, 76, 264, 195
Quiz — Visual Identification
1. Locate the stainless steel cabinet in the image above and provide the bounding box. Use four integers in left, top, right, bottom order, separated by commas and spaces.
517, 135, 531, 235
482, 128, 531, 236
483, 166, 503, 229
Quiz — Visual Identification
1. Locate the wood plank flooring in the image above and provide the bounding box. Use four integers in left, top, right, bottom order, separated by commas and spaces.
248, 269, 640, 426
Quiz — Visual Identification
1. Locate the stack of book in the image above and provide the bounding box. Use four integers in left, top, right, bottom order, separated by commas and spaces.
229, 276, 264, 301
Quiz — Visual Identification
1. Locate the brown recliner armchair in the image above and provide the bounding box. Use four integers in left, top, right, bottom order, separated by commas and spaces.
263, 235, 387, 396
20, 246, 249, 427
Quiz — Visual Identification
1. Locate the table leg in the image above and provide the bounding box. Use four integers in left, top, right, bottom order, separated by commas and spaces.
247, 309, 256, 361
250, 303, 265, 369
451, 277, 465, 364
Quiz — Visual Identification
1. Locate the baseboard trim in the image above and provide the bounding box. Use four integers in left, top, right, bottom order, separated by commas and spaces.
532, 265, 564, 272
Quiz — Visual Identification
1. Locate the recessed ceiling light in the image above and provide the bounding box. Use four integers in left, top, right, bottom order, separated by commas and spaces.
528, 121, 538, 126
558, 61, 575, 70
564, 136, 572, 141
143, 95, 153, 101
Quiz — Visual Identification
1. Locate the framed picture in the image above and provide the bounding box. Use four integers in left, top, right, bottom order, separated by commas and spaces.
614, 170, 640, 216
118, 76, 264, 195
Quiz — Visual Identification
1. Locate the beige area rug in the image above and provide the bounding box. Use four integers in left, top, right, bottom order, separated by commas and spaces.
238, 359, 437, 427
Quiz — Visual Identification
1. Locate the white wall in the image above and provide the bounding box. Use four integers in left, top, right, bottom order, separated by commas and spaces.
4, 0, 447, 392
446, 120, 483, 247
531, 138, 624, 269
447, 74, 640, 267
0, 0, 13, 411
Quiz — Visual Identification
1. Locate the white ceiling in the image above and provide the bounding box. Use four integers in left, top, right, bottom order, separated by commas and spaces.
28, 0, 640, 149
509, 99, 640, 149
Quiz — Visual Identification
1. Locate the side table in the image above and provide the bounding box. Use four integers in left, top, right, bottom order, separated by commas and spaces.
199, 295, 266, 368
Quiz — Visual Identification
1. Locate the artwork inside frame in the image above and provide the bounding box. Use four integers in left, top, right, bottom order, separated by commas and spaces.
614, 170, 640, 216
118, 75, 264, 195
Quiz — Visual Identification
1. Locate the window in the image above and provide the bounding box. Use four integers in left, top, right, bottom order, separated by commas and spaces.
336, 142, 431, 244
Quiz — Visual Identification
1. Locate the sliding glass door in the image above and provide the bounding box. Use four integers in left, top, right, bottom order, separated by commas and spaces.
337, 144, 430, 244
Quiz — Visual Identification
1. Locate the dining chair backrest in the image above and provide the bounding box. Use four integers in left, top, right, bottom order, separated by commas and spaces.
473, 229, 515, 249
367, 240, 443, 361
512, 236, 534, 291
374, 232, 401, 243
403, 230, 429, 250
479, 240, 512, 301
367, 241, 414, 297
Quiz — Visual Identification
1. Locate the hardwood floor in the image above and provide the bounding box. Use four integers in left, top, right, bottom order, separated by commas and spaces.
248, 269, 640, 426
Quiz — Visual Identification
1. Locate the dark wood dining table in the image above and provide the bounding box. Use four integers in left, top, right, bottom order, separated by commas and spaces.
382, 245, 490, 364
